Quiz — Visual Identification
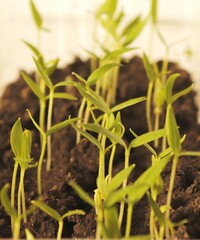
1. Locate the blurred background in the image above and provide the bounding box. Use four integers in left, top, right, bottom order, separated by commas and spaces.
1, 0, 200, 101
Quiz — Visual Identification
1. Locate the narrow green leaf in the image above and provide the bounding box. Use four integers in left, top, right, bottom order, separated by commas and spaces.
76, 84, 109, 114
170, 84, 193, 104
87, 63, 119, 87
165, 105, 181, 154
29, 0, 42, 29
121, 15, 141, 37
0, 184, 17, 218
21, 72, 45, 100
72, 72, 87, 85
69, 181, 94, 207
46, 92, 77, 101
129, 128, 166, 148
10, 118, 24, 158
121, 16, 148, 46
96, 0, 117, 18
130, 129, 157, 157
46, 117, 79, 136
70, 120, 102, 151
22, 40, 42, 59
46, 58, 60, 76
83, 123, 126, 147
142, 52, 155, 82
105, 154, 170, 207
26, 109, 45, 137
111, 97, 146, 113
61, 209, 85, 220
33, 58, 53, 89
105, 47, 136, 59
107, 164, 135, 193
23, 129, 32, 158
103, 206, 121, 238
165, 73, 180, 103
54, 80, 76, 89
147, 192, 165, 226
80, 46, 99, 59
32, 200, 61, 221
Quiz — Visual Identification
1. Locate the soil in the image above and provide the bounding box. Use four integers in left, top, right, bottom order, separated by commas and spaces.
0, 56, 200, 239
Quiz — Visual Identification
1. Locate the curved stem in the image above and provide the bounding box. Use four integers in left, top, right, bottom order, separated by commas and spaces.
108, 145, 116, 179
38, 136, 47, 195
146, 81, 154, 131
46, 89, 54, 172
165, 154, 179, 238
11, 161, 19, 232
118, 147, 130, 227
20, 169, 27, 223
76, 98, 86, 143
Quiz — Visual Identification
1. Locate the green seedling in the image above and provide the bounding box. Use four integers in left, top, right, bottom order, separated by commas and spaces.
27, 109, 78, 195
86, 0, 148, 106
10, 118, 37, 224
22, 58, 77, 172
70, 110, 167, 238
32, 200, 85, 240
164, 73, 197, 238
29, 0, 49, 48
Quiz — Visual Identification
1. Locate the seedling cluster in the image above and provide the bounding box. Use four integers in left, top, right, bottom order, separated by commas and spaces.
0, 0, 199, 239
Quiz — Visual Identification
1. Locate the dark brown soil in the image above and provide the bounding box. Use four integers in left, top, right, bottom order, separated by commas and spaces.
0, 56, 200, 239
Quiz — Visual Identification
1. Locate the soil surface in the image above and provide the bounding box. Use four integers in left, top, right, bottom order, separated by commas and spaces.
0, 56, 200, 239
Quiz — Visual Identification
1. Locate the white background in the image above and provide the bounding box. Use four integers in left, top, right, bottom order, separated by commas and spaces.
1, 0, 200, 100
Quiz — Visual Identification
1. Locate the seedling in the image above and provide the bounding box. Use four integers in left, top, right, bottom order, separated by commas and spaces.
22, 58, 77, 172
86, 0, 149, 106
32, 200, 85, 240
10, 118, 37, 224
27, 109, 78, 195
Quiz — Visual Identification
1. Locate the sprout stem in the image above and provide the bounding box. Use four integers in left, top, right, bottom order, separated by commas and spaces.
57, 220, 63, 240
11, 161, 19, 231
46, 89, 54, 172
37, 136, 47, 195
125, 203, 133, 238
165, 154, 179, 238
146, 81, 153, 131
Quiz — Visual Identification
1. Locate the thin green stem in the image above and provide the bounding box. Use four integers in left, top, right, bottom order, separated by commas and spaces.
125, 203, 133, 238
118, 147, 130, 227
37, 136, 47, 195
154, 107, 161, 148
146, 81, 154, 131
57, 220, 63, 240
11, 161, 19, 232
46, 89, 54, 172
39, 99, 46, 143
165, 154, 179, 238
20, 169, 27, 223
76, 98, 86, 143
108, 144, 116, 179
13, 217, 20, 240
150, 207, 154, 240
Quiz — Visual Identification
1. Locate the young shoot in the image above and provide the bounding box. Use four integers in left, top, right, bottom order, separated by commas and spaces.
164, 73, 194, 238
10, 118, 37, 224
22, 58, 77, 172
88, 0, 149, 106
27, 110, 78, 195
32, 200, 85, 240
